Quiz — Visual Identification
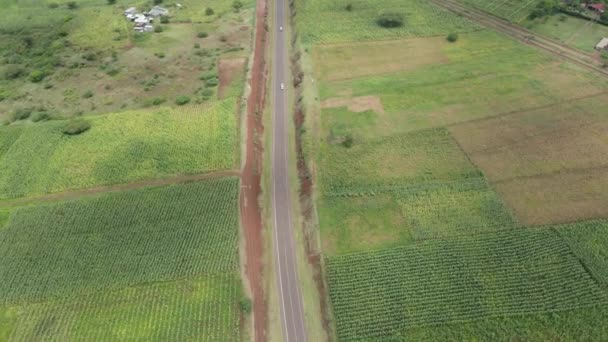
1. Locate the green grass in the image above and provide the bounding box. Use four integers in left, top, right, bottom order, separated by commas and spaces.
0, 100, 237, 199
2, 274, 241, 341
402, 306, 608, 341
297, 0, 480, 44
556, 220, 608, 287
318, 127, 480, 195
316, 31, 608, 138
0, 126, 22, 158
326, 229, 607, 341
459, 0, 542, 22
526, 14, 608, 52
0, 178, 239, 303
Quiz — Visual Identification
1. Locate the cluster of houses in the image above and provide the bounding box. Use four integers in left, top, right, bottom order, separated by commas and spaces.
124, 6, 169, 32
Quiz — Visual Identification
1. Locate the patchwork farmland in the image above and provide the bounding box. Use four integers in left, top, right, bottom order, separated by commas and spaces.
0, 0, 254, 339
294, 0, 608, 339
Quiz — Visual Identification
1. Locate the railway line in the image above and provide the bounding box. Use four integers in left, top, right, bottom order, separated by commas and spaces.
432, 0, 608, 77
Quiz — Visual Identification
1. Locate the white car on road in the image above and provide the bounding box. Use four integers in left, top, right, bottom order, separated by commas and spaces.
280, 83, 285, 90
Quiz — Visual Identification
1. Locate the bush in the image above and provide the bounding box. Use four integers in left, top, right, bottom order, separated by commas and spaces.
107, 0, 116, 4
194, 43, 200, 48
342, 134, 354, 148
160, 16, 169, 24
31, 111, 51, 122
12, 108, 33, 121
3, 65, 24, 80
376, 12, 404, 28
345, 3, 353, 11
197, 31, 208, 38
63, 118, 91, 135
205, 7, 214, 15
205, 77, 218, 87
154, 0, 163, 4
155, 52, 165, 58
239, 298, 252, 314
66, 1, 78, 9
154, 25, 164, 33
446, 32, 459, 42
558, 14, 568, 22
48, 2, 59, 8
232, 0, 243, 11
83, 90, 94, 98
29, 70, 46, 83
175, 95, 190, 105
152, 97, 165, 105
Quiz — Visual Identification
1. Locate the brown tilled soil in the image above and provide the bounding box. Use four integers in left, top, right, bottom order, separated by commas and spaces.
240, 0, 268, 340
321, 95, 385, 115
218, 58, 247, 99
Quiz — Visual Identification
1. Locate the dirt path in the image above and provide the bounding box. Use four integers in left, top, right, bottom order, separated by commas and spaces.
0, 170, 240, 207
240, 0, 269, 339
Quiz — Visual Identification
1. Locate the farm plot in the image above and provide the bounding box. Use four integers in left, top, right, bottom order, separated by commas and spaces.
0, 99, 237, 200
319, 178, 518, 255
525, 14, 608, 53
555, 219, 608, 286
401, 305, 608, 340
325, 229, 607, 341
0, 178, 239, 303
318, 127, 480, 196
296, 0, 480, 44
316, 31, 608, 139
458, 0, 541, 22
449, 95, 608, 225
2, 274, 241, 341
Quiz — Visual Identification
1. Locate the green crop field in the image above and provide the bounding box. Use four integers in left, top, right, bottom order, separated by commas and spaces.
0, 99, 237, 199
0, 178, 242, 340
298, 0, 608, 339
296, 0, 480, 44
459, 0, 542, 22
326, 229, 607, 340
556, 220, 608, 286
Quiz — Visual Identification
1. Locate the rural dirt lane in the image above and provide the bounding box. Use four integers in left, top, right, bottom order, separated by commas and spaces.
271, 0, 309, 340
433, 0, 608, 77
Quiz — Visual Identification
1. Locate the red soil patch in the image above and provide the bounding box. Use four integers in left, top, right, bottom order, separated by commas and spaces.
218, 58, 247, 99
240, 0, 268, 340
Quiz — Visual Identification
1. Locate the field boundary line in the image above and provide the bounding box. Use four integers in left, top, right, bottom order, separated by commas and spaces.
0, 170, 240, 207
446, 90, 608, 129
492, 164, 608, 185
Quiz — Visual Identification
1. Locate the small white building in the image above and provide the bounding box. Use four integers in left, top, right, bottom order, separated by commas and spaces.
133, 14, 152, 26
124, 7, 137, 16
147, 5, 169, 17
596, 38, 608, 50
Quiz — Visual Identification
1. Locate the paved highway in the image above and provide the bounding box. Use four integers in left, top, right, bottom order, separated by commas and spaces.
270, 0, 308, 341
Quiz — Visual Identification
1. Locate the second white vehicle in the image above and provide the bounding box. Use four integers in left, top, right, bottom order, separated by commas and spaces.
280, 83, 285, 90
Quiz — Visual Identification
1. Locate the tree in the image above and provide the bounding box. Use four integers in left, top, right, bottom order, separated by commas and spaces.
160, 15, 169, 24
107, 0, 116, 5
154, 25, 163, 33
66, 1, 78, 9
232, 0, 243, 11
153, 0, 163, 4
345, 3, 353, 11
446, 32, 459, 42
205, 7, 214, 15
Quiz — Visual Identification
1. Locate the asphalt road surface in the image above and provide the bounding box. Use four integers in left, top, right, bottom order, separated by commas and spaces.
271, 0, 308, 341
